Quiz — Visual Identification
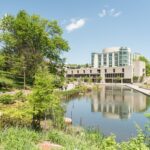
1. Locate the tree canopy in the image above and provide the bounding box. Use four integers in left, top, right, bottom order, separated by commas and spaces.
0, 53, 5, 69
0, 10, 69, 83
139, 56, 150, 76
29, 66, 64, 130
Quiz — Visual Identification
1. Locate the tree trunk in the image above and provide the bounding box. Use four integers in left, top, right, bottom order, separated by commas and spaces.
32, 111, 41, 130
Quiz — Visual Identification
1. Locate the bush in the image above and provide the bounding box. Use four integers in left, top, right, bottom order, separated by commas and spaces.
0, 114, 31, 128
13, 91, 27, 102
139, 76, 144, 82
57, 85, 92, 99
133, 76, 139, 83
0, 77, 14, 89
0, 102, 32, 128
0, 94, 15, 104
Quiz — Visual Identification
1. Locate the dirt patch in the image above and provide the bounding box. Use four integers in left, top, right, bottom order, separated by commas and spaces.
38, 141, 63, 150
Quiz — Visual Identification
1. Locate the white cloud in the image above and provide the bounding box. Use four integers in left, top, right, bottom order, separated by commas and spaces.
66, 18, 86, 32
98, 8, 122, 18
110, 9, 115, 16
113, 11, 122, 17
98, 9, 107, 18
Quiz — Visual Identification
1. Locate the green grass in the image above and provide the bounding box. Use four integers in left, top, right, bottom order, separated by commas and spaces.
55, 85, 92, 100
0, 127, 40, 150
0, 127, 149, 150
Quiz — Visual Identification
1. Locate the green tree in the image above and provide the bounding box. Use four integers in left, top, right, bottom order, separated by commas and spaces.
88, 77, 92, 83
139, 56, 150, 76
29, 67, 64, 130
0, 10, 69, 83
139, 56, 149, 64
96, 76, 102, 83
133, 76, 139, 83
0, 53, 5, 69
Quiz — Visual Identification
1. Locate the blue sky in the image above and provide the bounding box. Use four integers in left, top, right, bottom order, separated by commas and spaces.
0, 0, 150, 64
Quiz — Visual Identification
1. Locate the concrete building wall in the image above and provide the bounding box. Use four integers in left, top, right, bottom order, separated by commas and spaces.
66, 59, 145, 83
67, 68, 100, 75
124, 66, 133, 79
133, 61, 145, 77
92, 53, 99, 68
66, 65, 134, 83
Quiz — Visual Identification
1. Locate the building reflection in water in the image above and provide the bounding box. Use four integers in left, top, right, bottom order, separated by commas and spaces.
91, 86, 147, 119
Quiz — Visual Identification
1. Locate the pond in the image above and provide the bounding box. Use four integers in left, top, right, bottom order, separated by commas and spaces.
64, 85, 150, 141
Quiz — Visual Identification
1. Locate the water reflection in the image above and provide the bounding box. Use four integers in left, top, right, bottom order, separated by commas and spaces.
64, 85, 150, 141
91, 86, 147, 119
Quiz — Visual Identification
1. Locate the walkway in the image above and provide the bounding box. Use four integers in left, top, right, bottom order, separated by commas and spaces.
125, 84, 150, 96
0, 90, 31, 96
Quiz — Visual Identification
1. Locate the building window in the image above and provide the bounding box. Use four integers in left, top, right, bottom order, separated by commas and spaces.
115, 53, 118, 66
103, 54, 107, 66
98, 55, 101, 67
122, 68, 124, 72
105, 69, 107, 73
113, 69, 115, 73
119, 48, 130, 67
77, 70, 79, 74
71, 71, 73, 74
83, 70, 85, 73
97, 69, 100, 73
90, 70, 92, 73
109, 53, 112, 67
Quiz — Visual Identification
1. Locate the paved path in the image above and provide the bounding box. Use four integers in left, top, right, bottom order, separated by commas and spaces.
0, 91, 17, 95
0, 90, 31, 96
125, 84, 150, 96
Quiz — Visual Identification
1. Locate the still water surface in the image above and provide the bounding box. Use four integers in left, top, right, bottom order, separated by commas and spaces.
64, 85, 150, 141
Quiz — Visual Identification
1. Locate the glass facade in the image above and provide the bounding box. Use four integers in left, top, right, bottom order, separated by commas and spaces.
92, 47, 132, 68
103, 54, 107, 66
91, 53, 94, 67
109, 53, 112, 67
98, 54, 101, 67
114, 53, 118, 66
119, 48, 130, 66
105, 73, 124, 78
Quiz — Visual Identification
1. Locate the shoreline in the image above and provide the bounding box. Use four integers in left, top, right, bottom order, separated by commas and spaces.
125, 84, 150, 96
99, 82, 150, 96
